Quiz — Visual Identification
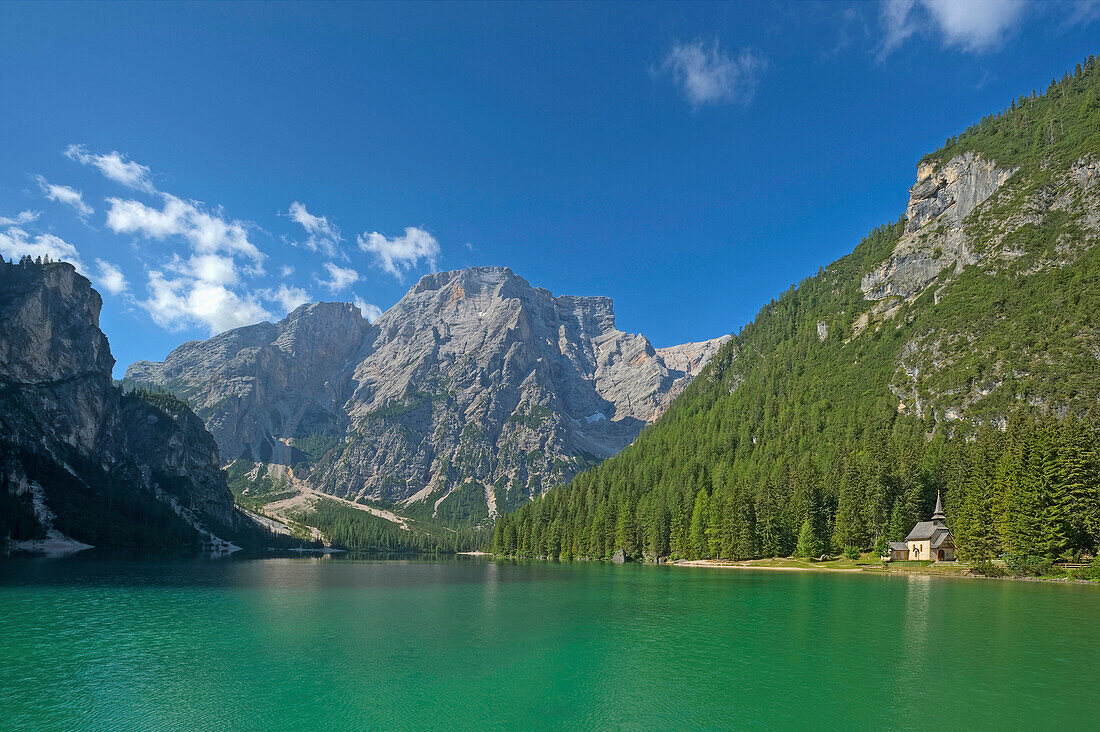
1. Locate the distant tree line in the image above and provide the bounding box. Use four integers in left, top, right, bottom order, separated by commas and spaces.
4, 254, 60, 266
491, 410, 1099, 563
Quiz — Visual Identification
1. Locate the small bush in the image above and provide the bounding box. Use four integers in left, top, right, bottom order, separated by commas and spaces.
1075, 557, 1100, 580
843, 546, 860, 560
970, 560, 1007, 577
1004, 555, 1057, 577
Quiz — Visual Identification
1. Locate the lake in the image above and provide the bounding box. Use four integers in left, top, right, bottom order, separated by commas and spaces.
1, 556, 1097, 730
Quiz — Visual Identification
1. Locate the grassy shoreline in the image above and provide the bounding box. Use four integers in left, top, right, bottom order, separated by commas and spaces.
671, 555, 1100, 584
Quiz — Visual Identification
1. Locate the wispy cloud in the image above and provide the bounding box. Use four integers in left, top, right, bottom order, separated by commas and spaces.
1066, 0, 1100, 27
358, 227, 440, 280
879, 0, 1028, 58
353, 296, 383, 323
318, 262, 360, 292
0, 210, 40, 227
285, 201, 342, 258
263, 283, 313, 314
659, 40, 766, 107
94, 259, 128, 294
35, 175, 93, 220
64, 143, 156, 193
106, 194, 264, 265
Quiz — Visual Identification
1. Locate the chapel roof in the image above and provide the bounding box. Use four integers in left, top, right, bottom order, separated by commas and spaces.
905, 521, 939, 541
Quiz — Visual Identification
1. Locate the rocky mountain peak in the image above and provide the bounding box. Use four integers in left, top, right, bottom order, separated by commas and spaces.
125, 266, 729, 520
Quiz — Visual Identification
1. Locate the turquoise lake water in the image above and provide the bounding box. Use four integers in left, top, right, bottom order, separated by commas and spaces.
1, 556, 1097, 730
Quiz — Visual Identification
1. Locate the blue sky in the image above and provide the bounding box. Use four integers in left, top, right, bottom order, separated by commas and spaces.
1, 1, 1097, 376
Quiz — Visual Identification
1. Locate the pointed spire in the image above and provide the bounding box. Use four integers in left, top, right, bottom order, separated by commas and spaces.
932, 490, 946, 523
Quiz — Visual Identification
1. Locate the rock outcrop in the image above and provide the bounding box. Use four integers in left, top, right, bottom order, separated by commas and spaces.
904, 152, 1016, 233
0, 261, 250, 550
126, 267, 728, 520
861, 153, 1017, 302
856, 145, 1100, 425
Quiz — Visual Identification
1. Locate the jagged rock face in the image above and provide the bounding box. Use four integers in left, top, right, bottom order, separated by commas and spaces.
905, 152, 1016, 233
0, 262, 244, 548
656, 338, 731, 394
126, 267, 727, 517
129, 302, 370, 463
864, 153, 1098, 305
862, 153, 1017, 301
0, 262, 113, 383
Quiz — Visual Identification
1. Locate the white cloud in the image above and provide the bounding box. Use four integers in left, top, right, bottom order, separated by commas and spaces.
357, 227, 440, 279
0, 210, 40, 227
880, 0, 919, 57
142, 270, 272, 335
165, 253, 240, 286
58, 145, 290, 335
139, 251, 268, 335
319, 262, 360, 292
660, 40, 766, 107
279, 264, 295, 277
94, 259, 128, 294
64, 144, 156, 193
285, 201, 342, 258
353, 296, 383, 323
879, 0, 1028, 57
0, 226, 82, 269
35, 176, 94, 220
106, 194, 264, 265
263, 284, 313, 314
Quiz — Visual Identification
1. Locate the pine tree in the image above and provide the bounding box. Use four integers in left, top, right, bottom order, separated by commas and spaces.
689, 490, 709, 559
615, 497, 637, 557
796, 519, 823, 558
1051, 416, 1099, 557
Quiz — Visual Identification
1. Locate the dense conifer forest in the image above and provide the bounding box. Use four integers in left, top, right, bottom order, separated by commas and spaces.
491, 58, 1100, 563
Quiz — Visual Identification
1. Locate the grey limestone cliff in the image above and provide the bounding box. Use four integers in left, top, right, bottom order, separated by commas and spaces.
855, 146, 1100, 425
862, 153, 1018, 302
0, 261, 248, 549
126, 267, 728, 519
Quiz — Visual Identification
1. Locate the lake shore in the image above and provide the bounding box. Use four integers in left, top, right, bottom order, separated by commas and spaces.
670, 557, 1100, 584
674, 559, 863, 572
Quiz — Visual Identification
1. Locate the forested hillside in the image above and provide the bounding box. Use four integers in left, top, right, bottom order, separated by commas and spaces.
493, 57, 1100, 563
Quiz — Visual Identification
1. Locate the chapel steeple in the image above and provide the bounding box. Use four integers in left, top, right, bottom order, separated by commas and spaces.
931, 491, 946, 525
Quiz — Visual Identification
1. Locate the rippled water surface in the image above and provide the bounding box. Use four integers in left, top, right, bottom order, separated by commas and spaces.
1, 556, 1097, 730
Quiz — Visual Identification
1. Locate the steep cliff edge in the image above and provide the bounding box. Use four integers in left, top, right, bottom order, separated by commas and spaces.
0, 261, 256, 550
125, 267, 728, 521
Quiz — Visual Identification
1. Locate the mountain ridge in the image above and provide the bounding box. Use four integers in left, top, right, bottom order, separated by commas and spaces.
125, 265, 729, 524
